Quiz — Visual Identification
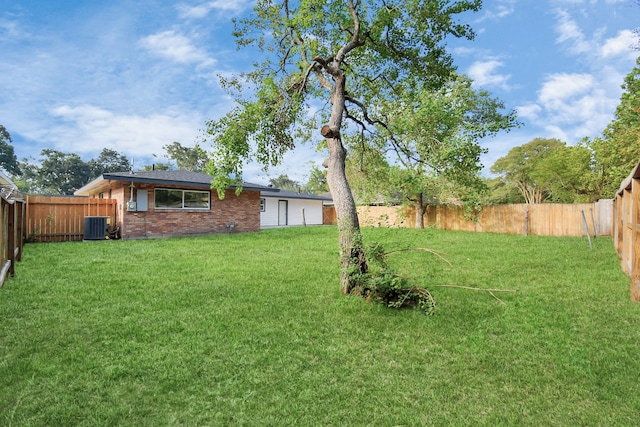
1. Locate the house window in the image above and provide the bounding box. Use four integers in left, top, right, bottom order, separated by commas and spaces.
260, 198, 266, 212
155, 188, 210, 210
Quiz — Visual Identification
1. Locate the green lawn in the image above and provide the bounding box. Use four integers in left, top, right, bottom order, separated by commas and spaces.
1, 226, 638, 426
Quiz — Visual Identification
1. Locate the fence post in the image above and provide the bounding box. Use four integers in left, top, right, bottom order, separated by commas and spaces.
581, 208, 593, 250
631, 178, 640, 302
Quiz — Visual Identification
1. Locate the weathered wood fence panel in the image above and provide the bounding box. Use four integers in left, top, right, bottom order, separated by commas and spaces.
26, 196, 117, 242
323, 205, 336, 225
0, 196, 25, 288
614, 161, 640, 302
354, 201, 613, 237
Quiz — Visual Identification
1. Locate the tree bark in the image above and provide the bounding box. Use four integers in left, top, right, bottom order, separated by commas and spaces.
323, 74, 367, 294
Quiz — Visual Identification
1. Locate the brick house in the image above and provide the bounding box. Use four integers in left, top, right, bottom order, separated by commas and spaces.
74, 170, 273, 239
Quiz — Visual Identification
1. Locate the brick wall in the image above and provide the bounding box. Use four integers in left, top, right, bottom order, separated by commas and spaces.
96, 182, 260, 239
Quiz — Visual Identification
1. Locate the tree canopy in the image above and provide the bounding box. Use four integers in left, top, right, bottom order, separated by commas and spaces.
203, 0, 482, 292
0, 125, 21, 176
163, 142, 208, 172
490, 138, 599, 204
361, 73, 519, 226
20, 148, 130, 195
490, 59, 640, 203
269, 174, 300, 191
589, 57, 640, 197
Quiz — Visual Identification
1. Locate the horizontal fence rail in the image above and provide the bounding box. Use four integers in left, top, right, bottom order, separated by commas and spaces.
26, 196, 117, 242
353, 201, 613, 237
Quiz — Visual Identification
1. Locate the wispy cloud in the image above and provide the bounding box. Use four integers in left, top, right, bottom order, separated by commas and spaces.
45, 104, 204, 161
139, 30, 216, 67
521, 72, 618, 142
475, 0, 516, 23
601, 29, 637, 59
553, 9, 591, 54
176, 0, 253, 19
467, 59, 512, 90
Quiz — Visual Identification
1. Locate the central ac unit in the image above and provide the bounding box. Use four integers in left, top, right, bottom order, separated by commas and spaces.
84, 216, 109, 240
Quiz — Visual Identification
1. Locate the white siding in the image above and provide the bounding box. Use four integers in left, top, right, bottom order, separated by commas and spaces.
260, 197, 324, 227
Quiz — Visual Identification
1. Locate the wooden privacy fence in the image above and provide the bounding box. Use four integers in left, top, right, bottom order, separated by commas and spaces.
0, 196, 25, 288
614, 160, 640, 302
26, 196, 116, 242
356, 200, 613, 237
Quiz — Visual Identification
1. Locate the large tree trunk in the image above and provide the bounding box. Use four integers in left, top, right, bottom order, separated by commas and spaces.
326, 137, 366, 293
414, 193, 425, 229
323, 74, 367, 294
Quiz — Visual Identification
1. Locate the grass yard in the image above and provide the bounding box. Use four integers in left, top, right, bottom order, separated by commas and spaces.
1, 226, 638, 426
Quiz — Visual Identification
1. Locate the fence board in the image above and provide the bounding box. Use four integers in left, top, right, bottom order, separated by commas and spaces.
26, 196, 116, 242
615, 159, 640, 302
0, 196, 25, 288
352, 201, 614, 237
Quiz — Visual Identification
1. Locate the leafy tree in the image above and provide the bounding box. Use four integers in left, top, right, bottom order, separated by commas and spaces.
203, 0, 482, 293
590, 58, 640, 197
370, 74, 519, 226
22, 149, 91, 195
346, 137, 396, 205
88, 148, 131, 178
490, 138, 564, 204
484, 177, 525, 205
303, 164, 329, 194
0, 125, 21, 176
269, 174, 300, 191
489, 138, 599, 204
141, 162, 173, 172
163, 142, 208, 172
543, 142, 598, 203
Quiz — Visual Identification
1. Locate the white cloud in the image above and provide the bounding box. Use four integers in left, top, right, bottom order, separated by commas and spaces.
467, 59, 512, 89
139, 30, 215, 67
554, 9, 591, 54
602, 29, 636, 58
538, 73, 594, 105
46, 104, 204, 160
516, 104, 542, 121
177, 0, 252, 19
522, 72, 620, 142
476, 1, 516, 23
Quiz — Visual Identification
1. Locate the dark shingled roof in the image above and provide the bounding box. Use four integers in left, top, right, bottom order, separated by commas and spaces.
73, 170, 277, 196
101, 170, 274, 191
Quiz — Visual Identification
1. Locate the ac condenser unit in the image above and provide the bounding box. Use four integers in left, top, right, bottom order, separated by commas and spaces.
84, 216, 109, 240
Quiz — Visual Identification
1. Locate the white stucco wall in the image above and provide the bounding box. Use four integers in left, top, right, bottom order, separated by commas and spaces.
260, 197, 324, 227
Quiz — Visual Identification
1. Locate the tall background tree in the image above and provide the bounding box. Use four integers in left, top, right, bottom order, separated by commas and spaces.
303, 164, 329, 194
0, 125, 21, 176
361, 74, 519, 227
163, 142, 208, 172
88, 148, 132, 178
269, 174, 300, 191
588, 57, 640, 197
203, 0, 482, 292
22, 149, 91, 195
20, 148, 130, 195
490, 138, 598, 204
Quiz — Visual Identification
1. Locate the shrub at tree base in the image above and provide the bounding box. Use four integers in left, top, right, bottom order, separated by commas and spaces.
352, 243, 436, 315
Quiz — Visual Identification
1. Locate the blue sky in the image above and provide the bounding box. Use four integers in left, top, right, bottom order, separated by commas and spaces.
1, 0, 638, 185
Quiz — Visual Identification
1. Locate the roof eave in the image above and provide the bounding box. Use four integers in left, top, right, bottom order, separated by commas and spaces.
74, 175, 107, 196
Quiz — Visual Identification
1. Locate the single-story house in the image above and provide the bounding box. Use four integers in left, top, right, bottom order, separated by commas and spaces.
259, 189, 332, 227
75, 170, 274, 239
74, 170, 334, 239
